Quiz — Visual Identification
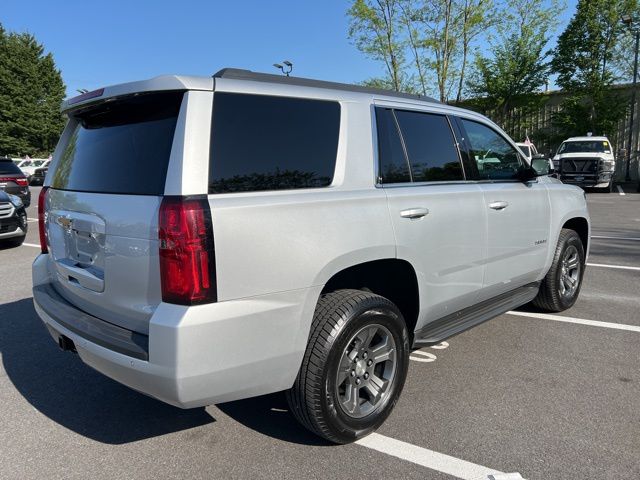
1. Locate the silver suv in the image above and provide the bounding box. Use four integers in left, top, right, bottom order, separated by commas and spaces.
33, 69, 590, 444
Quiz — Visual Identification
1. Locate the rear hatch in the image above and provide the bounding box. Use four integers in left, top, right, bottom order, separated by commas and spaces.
44, 91, 184, 334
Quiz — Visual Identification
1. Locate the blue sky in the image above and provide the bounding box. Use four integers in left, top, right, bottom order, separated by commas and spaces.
3, 0, 576, 96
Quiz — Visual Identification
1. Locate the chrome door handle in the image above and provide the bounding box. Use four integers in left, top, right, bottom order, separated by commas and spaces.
489, 201, 509, 210
400, 208, 429, 219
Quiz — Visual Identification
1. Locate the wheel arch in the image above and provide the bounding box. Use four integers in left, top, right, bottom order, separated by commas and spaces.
562, 216, 589, 254
320, 258, 420, 342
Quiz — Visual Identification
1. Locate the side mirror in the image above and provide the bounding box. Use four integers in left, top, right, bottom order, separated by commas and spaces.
531, 158, 552, 176
516, 165, 539, 181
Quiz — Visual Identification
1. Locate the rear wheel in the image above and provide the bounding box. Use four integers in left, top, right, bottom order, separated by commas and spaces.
532, 229, 585, 312
287, 289, 409, 444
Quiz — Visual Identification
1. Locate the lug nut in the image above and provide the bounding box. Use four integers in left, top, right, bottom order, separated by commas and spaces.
363, 352, 368, 359
364, 373, 369, 380
355, 378, 361, 385
367, 359, 373, 366
351, 370, 356, 376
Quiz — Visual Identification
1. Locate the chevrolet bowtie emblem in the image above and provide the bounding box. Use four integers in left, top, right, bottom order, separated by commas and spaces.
56, 217, 73, 230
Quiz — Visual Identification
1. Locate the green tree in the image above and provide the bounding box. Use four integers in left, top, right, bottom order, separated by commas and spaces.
466, 0, 561, 127
0, 24, 66, 157
348, 0, 409, 91
551, 0, 637, 138
455, 0, 495, 103
347, 0, 495, 99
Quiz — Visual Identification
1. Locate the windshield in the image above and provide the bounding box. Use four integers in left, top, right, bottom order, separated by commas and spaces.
558, 140, 611, 154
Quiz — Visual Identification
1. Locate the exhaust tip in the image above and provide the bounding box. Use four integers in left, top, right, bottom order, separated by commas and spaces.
58, 335, 77, 353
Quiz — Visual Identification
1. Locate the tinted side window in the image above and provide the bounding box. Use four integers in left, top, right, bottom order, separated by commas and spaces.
460, 119, 522, 180
376, 108, 410, 183
394, 110, 463, 182
209, 93, 340, 193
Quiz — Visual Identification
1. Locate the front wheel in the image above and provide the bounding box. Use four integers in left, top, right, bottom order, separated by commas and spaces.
287, 289, 410, 444
532, 229, 585, 312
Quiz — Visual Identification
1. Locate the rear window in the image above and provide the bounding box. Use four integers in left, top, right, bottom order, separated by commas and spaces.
52, 91, 184, 195
0, 161, 23, 175
209, 93, 340, 194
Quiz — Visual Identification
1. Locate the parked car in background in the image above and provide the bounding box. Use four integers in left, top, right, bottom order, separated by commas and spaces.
0, 157, 31, 207
516, 141, 554, 175
0, 189, 28, 247
30, 165, 48, 186
19, 159, 50, 183
552, 136, 615, 192
33, 69, 590, 444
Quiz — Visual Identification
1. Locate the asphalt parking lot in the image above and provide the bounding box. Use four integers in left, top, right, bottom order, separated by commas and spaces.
1, 186, 638, 480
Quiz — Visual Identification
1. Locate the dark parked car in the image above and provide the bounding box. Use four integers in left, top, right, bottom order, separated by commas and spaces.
30, 165, 48, 186
0, 189, 28, 247
0, 157, 31, 207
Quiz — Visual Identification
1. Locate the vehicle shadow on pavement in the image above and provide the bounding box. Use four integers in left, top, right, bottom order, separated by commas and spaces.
0, 298, 215, 445
217, 392, 333, 447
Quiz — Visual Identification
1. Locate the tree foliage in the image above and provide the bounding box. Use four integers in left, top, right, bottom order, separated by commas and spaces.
0, 24, 66, 157
550, 0, 637, 138
347, 0, 495, 100
466, 0, 561, 125
348, 0, 410, 92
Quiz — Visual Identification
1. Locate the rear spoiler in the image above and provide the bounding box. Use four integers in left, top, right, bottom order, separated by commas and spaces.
61, 75, 213, 113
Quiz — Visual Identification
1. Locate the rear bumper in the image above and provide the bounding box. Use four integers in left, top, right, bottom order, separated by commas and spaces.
32, 254, 320, 408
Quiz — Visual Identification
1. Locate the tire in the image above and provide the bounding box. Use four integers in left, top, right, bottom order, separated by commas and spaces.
532, 229, 585, 312
286, 289, 410, 444
601, 181, 614, 193
0, 235, 26, 248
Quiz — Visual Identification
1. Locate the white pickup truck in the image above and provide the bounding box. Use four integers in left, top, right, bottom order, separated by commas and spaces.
552, 136, 616, 192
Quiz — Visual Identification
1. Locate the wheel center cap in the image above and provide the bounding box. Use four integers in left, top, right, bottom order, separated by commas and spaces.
355, 360, 367, 377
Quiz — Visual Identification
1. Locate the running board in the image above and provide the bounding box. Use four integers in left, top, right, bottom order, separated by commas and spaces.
412, 282, 540, 348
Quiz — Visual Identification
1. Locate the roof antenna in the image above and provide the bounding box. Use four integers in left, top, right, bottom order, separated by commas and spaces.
273, 60, 293, 77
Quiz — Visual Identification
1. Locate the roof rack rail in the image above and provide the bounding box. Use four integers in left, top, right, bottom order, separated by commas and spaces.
212, 68, 439, 104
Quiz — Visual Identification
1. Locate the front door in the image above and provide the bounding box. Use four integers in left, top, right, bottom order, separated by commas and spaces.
456, 117, 551, 297
375, 106, 487, 330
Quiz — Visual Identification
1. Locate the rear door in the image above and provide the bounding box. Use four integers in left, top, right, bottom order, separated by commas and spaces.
43, 91, 185, 334
455, 117, 550, 297
378, 106, 488, 327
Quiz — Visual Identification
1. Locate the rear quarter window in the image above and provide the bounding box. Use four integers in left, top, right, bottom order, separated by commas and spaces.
209, 93, 340, 194
52, 91, 184, 195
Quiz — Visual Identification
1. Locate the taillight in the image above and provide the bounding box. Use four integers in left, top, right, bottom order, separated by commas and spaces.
38, 187, 49, 253
159, 196, 217, 305
0, 176, 27, 186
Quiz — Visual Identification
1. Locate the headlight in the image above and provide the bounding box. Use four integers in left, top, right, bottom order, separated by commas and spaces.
602, 160, 614, 170
8, 194, 23, 208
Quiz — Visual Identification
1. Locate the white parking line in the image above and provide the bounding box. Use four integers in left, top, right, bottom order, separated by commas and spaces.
356, 433, 514, 480
507, 311, 640, 333
591, 235, 640, 241
409, 350, 437, 362
587, 262, 640, 271
27, 218, 39, 222
616, 185, 626, 195
22, 243, 40, 249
